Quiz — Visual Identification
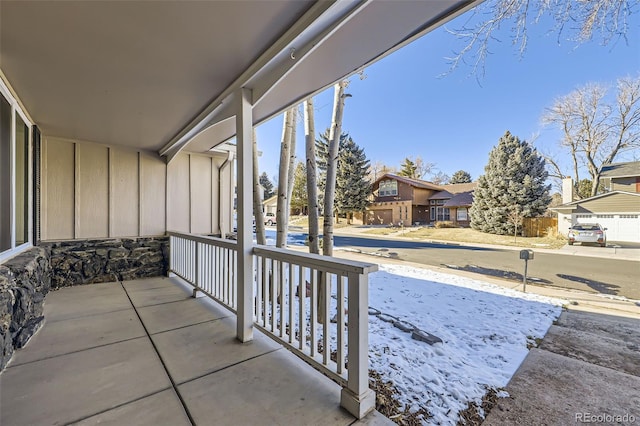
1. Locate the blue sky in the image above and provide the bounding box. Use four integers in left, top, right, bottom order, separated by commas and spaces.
255, 8, 640, 189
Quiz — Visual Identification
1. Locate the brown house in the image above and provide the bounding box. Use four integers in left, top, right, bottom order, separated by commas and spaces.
365, 174, 476, 226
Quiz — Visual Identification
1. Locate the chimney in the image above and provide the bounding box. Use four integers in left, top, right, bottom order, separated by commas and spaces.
562, 177, 575, 204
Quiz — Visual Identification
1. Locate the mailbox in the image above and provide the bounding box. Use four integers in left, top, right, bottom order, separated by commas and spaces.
519, 249, 534, 260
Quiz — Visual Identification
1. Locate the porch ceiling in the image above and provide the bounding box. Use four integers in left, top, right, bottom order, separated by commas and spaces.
0, 0, 480, 158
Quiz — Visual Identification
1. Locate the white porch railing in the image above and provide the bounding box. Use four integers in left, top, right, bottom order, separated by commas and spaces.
167, 231, 378, 418
169, 232, 238, 312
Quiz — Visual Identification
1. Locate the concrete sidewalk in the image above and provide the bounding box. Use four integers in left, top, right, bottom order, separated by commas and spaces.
0, 277, 390, 426
484, 310, 640, 425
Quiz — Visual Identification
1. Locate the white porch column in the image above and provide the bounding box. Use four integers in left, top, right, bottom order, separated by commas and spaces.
236, 87, 254, 342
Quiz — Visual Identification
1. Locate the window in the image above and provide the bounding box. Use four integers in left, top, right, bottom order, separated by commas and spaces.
379, 179, 398, 197
0, 81, 32, 260
436, 207, 450, 221
457, 207, 468, 221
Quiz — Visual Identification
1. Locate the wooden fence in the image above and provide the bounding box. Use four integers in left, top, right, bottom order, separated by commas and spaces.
522, 217, 557, 237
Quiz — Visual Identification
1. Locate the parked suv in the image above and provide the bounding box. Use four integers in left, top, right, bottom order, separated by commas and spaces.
568, 223, 607, 247
264, 212, 275, 226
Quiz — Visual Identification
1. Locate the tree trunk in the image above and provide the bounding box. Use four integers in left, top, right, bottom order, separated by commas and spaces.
286, 107, 298, 228
304, 98, 320, 255
276, 108, 294, 248
253, 128, 266, 245
322, 80, 348, 257
319, 81, 348, 325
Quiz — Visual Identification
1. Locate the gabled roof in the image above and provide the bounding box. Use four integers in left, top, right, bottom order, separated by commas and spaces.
440, 182, 477, 194
430, 190, 454, 200
600, 161, 640, 178
262, 195, 278, 206
550, 190, 640, 210
374, 173, 444, 191
443, 191, 474, 207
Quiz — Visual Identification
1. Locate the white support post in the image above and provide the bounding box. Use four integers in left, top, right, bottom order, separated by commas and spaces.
341, 271, 375, 419
236, 87, 254, 342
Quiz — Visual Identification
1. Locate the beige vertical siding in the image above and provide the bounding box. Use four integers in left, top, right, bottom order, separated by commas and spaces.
190, 155, 213, 234
139, 152, 166, 236
76, 143, 109, 238
41, 137, 233, 240
110, 148, 139, 237
42, 138, 75, 240
167, 153, 190, 233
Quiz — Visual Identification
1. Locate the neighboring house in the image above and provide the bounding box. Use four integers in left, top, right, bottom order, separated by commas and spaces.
262, 195, 278, 216
551, 161, 640, 243
366, 174, 476, 226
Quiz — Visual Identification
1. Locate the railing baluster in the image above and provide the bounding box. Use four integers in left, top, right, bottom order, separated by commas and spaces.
337, 274, 345, 375
298, 266, 305, 350
288, 263, 295, 344
323, 272, 331, 365
310, 268, 317, 358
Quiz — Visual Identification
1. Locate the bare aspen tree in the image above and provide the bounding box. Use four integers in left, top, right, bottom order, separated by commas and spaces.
323, 80, 350, 257
276, 108, 294, 248
253, 128, 266, 245
304, 98, 320, 255
286, 107, 298, 227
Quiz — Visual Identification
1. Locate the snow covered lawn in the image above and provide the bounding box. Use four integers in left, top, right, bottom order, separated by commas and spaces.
367, 263, 564, 425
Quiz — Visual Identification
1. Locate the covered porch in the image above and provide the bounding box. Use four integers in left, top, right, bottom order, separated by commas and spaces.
0, 274, 389, 425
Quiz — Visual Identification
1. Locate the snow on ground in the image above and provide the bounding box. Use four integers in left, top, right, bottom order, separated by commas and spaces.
367, 263, 564, 425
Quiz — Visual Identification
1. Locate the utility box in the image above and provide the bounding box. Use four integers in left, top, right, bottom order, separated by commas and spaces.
519, 249, 534, 260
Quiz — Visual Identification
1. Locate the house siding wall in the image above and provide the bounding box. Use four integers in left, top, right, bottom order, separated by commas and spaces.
41, 137, 233, 240
610, 177, 640, 193
574, 193, 640, 213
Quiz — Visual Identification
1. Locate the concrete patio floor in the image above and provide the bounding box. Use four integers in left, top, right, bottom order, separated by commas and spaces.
0, 276, 391, 426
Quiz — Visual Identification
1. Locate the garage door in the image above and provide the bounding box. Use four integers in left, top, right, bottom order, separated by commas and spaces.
574, 214, 640, 242
367, 209, 393, 225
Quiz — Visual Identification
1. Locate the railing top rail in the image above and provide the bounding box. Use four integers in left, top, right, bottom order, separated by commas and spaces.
168, 231, 238, 250
254, 245, 378, 275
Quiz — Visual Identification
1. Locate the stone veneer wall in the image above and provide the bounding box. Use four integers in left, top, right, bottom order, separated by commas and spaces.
0, 247, 51, 370
43, 237, 169, 288
0, 236, 169, 371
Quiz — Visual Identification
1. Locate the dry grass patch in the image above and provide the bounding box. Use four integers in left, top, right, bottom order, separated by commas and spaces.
402, 227, 567, 249
363, 227, 401, 235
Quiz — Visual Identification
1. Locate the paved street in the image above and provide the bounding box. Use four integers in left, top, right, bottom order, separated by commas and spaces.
284, 231, 640, 300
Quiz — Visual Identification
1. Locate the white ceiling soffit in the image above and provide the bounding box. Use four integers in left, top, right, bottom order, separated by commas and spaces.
0, 0, 319, 151
179, 0, 481, 156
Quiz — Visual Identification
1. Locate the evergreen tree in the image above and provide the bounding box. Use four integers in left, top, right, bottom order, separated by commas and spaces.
335, 137, 371, 220
450, 170, 472, 184
290, 161, 308, 214
259, 172, 275, 199
398, 157, 418, 179
316, 129, 370, 219
470, 131, 551, 235
316, 129, 349, 210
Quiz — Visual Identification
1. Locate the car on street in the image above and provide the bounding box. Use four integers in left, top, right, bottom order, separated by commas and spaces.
567, 223, 607, 247
264, 212, 275, 226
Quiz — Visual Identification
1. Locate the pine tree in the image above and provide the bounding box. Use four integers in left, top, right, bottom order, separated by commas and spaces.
450, 170, 472, 184
335, 137, 371, 221
290, 161, 308, 214
398, 157, 418, 178
259, 172, 275, 199
470, 131, 551, 235
316, 129, 348, 210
